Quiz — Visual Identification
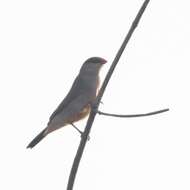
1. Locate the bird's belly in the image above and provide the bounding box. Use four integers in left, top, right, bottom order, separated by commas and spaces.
66, 104, 91, 123
47, 105, 91, 134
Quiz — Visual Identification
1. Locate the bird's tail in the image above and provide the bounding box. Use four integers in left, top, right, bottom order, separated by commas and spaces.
27, 128, 47, 149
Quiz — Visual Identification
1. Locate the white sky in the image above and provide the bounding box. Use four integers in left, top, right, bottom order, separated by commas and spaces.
0, 0, 190, 189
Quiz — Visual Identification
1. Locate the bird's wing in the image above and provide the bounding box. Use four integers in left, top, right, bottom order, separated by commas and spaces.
57, 93, 92, 121
49, 75, 86, 122
47, 92, 92, 131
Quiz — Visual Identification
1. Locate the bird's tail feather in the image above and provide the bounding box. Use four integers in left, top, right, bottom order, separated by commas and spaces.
27, 128, 47, 149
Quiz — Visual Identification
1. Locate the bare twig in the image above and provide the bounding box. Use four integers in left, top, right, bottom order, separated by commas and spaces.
97, 108, 169, 118
67, 1, 150, 190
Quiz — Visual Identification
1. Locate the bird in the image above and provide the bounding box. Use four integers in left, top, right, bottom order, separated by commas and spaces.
27, 57, 107, 148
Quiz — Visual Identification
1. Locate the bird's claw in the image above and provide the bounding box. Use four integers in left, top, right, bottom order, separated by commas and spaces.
80, 133, 90, 141
100, 101, 104, 105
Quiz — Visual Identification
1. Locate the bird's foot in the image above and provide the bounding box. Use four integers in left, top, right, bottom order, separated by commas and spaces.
80, 133, 90, 141
100, 101, 104, 105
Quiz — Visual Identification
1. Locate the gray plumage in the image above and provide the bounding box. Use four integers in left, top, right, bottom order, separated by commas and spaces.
27, 57, 107, 148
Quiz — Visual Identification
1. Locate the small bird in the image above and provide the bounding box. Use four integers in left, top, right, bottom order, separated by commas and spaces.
27, 57, 107, 148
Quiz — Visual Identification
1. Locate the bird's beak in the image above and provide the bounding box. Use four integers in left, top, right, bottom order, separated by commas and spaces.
101, 58, 107, 64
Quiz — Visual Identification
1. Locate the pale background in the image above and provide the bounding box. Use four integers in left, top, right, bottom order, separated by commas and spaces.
0, 0, 189, 189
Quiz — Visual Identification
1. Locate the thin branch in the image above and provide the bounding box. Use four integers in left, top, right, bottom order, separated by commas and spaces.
95, 0, 150, 105
66, 1, 150, 190
97, 108, 169, 118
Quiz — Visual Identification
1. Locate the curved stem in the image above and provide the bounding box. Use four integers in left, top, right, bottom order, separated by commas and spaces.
66, 1, 150, 189
97, 108, 169, 118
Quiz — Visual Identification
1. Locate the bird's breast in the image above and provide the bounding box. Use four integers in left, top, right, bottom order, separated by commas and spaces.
66, 104, 91, 123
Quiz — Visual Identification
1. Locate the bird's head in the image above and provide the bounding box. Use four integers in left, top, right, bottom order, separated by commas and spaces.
80, 57, 107, 74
